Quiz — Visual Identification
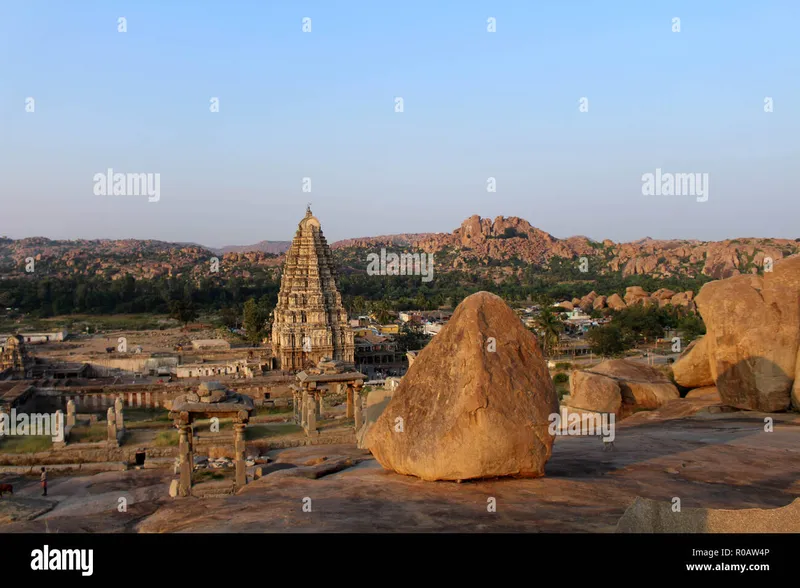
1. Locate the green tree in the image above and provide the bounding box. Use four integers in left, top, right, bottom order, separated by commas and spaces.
587, 324, 629, 356
370, 300, 394, 324
533, 307, 564, 356
219, 307, 240, 329
169, 299, 198, 327
242, 298, 267, 344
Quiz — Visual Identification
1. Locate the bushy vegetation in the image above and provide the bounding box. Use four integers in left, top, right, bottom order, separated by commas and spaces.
0, 251, 714, 321
587, 305, 706, 356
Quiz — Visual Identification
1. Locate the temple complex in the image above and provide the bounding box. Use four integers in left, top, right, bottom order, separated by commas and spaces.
168, 381, 254, 497
271, 206, 354, 370
290, 358, 366, 435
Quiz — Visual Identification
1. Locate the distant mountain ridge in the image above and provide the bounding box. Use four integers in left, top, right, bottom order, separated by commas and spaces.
2, 216, 798, 282
215, 241, 291, 255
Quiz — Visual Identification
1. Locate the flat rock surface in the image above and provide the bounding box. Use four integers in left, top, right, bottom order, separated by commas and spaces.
0, 400, 798, 532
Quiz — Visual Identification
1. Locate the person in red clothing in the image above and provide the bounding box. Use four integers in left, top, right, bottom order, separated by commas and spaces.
40, 467, 47, 496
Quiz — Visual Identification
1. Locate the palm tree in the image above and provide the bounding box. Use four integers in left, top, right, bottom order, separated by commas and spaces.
369, 300, 394, 324
533, 307, 564, 357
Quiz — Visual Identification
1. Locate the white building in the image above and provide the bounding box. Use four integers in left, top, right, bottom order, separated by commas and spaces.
0, 330, 68, 345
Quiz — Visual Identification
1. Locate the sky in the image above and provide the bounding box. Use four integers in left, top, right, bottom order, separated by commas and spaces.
1, 0, 798, 247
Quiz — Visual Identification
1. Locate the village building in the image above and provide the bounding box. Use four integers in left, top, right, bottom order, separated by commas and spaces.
271, 206, 354, 370
175, 359, 260, 379
0, 330, 67, 345
354, 333, 407, 379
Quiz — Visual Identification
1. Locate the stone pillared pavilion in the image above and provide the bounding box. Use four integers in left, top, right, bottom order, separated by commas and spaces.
271, 206, 354, 371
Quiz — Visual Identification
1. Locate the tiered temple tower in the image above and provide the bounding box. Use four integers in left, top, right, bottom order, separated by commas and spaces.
271, 207, 354, 371
0, 335, 30, 378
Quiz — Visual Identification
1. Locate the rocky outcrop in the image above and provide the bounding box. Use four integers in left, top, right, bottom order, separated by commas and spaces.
693, 256, 800, 412
365, 291, 558, 481
672, 337, 714, 389
566, 359, 680, 419
616, 496, 800, 533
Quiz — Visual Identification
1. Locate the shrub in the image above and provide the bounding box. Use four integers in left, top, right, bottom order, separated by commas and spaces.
553, 372, 569, 384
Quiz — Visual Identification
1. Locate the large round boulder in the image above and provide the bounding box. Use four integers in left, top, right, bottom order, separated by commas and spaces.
365, 291, 558, 481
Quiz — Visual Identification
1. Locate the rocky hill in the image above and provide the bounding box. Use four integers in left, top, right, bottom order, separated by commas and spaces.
0, 237, 281, 281
332, 215, 800, 281
1, 216, 797, 283
216, 241, 291, 256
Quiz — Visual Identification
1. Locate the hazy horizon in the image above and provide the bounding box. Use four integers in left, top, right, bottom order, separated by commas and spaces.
2, 0, 798, 246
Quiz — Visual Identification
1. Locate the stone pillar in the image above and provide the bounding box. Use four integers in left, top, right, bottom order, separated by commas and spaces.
301, 391, 309, 427
66, 399, 76, 427
178, 424, 192, 497
306, 398, 317, 435
0, 406, 5, 438
114, 396, 124, 431
315, 392, 322, 419
234, 423, 247, 488
107, 407, 118, 444
354, 394, 363, 431
346, 385, 354, 418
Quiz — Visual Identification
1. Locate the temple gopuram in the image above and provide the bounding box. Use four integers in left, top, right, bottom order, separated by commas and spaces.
271, 207, 355, 371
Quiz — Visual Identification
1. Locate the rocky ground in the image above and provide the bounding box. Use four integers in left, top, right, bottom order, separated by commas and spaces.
0, 397, 796, 533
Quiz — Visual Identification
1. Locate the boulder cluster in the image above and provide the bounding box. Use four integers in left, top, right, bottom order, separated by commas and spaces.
565, 359, 679, 419
176, 381, 242, 405
558, 287, 695, 313
671, 255, 800, 412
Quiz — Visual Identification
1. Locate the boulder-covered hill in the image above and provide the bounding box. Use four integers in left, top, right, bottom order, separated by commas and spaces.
0, 237, 282, 281
330, 215, 800, 280
2, 216, 798, 282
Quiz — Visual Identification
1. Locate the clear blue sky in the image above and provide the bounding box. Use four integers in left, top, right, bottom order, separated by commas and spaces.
1, 0, 798, 246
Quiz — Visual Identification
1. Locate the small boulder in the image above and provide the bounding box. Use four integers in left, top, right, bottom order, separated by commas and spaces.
607, 293, 626, 311
566, 371, 621, 414
672, 336, 714, 388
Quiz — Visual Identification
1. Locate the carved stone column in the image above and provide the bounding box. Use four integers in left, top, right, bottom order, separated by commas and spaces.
114, 395, 125, 431
178, 424, 192, 497
106, 407, 118, 445
234, 423, 247, 488
306, 396, 317, 435
66, 399, 76, 427
346, 385, 354, 418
